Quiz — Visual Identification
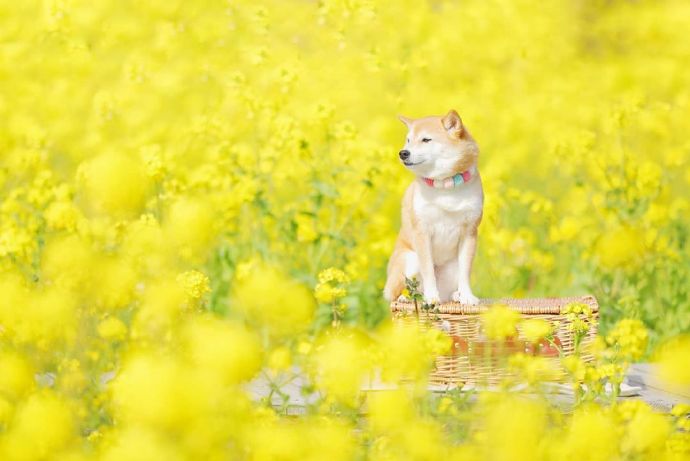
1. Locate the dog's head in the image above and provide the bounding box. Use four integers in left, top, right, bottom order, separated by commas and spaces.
397, 110, 479, 178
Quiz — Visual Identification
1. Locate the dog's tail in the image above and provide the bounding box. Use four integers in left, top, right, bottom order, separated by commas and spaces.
383, 250, 407, 301
383, 275, 405, 302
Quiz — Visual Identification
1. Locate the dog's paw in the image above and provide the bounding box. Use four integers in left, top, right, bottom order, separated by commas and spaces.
451, 291, 479, 305
423, 289, 440, 305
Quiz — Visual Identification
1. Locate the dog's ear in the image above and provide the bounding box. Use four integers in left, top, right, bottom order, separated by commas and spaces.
442, 110, 463, 138
398, 115, 413, 127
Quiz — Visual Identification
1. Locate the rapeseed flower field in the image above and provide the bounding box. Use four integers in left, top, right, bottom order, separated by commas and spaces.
1, 0, 689, 459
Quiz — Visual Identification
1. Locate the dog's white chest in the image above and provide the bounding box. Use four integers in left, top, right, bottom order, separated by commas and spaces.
413, 179, 483, 264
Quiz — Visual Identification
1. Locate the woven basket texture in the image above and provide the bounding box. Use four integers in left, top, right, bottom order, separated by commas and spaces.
389, 295, 599, 386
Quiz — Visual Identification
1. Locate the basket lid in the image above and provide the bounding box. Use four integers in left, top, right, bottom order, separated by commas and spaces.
390, 295, 598, 315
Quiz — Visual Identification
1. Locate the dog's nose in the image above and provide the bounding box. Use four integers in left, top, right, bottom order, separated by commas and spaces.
399, 150, 410, 161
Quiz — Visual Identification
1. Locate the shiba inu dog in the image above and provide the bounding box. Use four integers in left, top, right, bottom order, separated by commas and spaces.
383, 109, 483, 305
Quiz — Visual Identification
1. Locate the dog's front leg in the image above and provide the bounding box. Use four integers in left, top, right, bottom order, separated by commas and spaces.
452, 229, 480, 305
413, 231, 439, 304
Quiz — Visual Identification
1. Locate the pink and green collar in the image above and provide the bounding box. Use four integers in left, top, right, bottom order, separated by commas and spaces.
421, 169, 473, 189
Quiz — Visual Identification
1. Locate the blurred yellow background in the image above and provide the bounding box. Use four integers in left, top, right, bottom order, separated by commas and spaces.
1, 0, 689, 459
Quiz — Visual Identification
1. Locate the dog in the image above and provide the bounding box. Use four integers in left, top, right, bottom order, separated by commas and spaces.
383, 109, 483, 305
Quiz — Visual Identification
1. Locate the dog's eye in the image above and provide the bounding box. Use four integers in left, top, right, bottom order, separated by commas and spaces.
422, 138, 432, 143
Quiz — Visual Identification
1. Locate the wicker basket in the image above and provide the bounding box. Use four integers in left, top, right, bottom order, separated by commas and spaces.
389, 295, 599, 386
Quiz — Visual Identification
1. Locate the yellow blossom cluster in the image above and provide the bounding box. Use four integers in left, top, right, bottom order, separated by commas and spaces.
605, 318, 649, 361
176, 270, 211, 300
481, 305, 520, 340
314, 267, 350, 304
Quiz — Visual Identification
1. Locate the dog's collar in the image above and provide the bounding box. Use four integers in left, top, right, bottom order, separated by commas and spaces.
420, 168, 474, 189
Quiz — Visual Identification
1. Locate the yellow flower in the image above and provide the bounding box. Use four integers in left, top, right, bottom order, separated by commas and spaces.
97, 317, 128, 340
597, 363, 626, 382
635, 161, 662, 191
0, 352, 34, 399
235, 257, 262, 282
314, 283, 346, 303
479, 395, 548, 461
112, 353, 204, 429
0, 396, 12, 426
376, 323, 443, 382
100, 427, 184, 461
163, 198, 217, 261
623, 405, 670, 454
596, 226, 645, 270
233, 264, 315, 336
57, 359, 88, 394
2, 392, 75, 460
295, 213, 318, 243
44, 200, 82, 231
314, 267, 349, 303
422, 328, 452, 356
297, 340, 313, 356
437, 396, 454, 415
508, 354, 559, 384
481, 304, 520, 340
671, 404, 690, 418
40, 235, 95, 288
183, 316, 262, 385
268, 347, 292, 372
176, 270, 211, 299
655, 335, 690, 386
562, 405, 619, 461
78, 153, 149, 216
91, 255, 138, 310
606, 318, 648, 360
318, 268, 349, 284
135, 278, 187, 327
549, 216, 582, 243
520, 318, 553, 344
367, 389, 414, 433
314, 333, 369, 404
13, 287, 79, 347
245, 418, 355, 461
561, 355, 586, 381
140, 144, 166, 180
